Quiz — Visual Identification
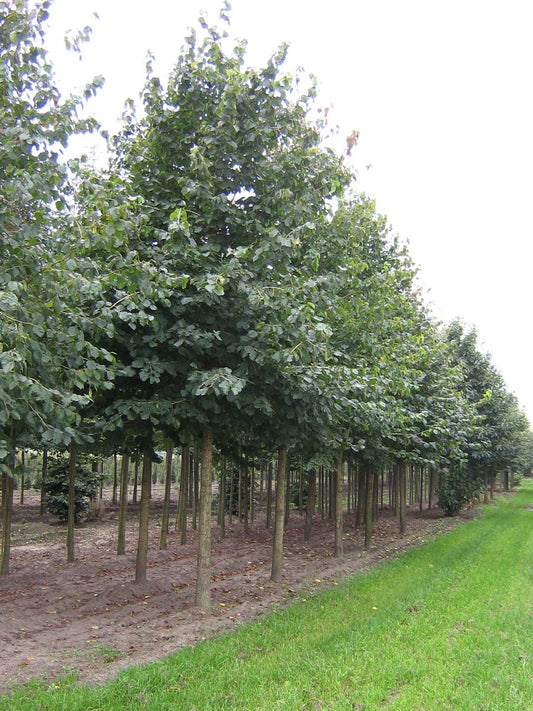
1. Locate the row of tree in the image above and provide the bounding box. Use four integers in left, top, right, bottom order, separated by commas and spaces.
1, 1, 532, 605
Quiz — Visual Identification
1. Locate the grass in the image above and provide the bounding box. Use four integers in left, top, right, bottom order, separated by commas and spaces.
3, 483, 533, 710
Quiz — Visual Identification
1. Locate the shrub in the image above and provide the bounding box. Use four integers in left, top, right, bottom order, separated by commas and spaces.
438, 465, 484, 515
44, 455, 103, 523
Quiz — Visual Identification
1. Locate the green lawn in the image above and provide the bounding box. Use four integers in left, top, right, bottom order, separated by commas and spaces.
3, 482, 533, 710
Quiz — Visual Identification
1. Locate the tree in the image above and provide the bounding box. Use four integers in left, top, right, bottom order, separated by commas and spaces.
440, 321, 531, 513
104, 7, 352, 595
0, 0, 116, 572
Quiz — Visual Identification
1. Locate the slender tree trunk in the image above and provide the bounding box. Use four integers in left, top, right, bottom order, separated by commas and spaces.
372, 471, 379, 521
66, 444, 76, 563
192, 443, 199, 530
364, 468, 374, 549
319, 466, 324, 519
243, 460, 249, 533
159, 446, 173, 550
1, 470, 14, 575
218, 456, 226, 538
266, 461, 273, 529
111, 451, 118, 505
40, 449, 48, 516
228, 465, 234, 526
328, 470, 333, 519
195, 425, 213, 609
250, 459, 255, 522
284, 460, 291, 526
177, 445, 189, 544
393, 464, 396, 516
355, 464, 365, 528
399, 460, 408, 534
304, 468, 316, 542
428, 467, 434, 509
117, 452, 130, 555
237, 463, 242, 522
347, 460, 352, 515
334, 450, 344, 558
271, 445, 288, 582
132, 455, 139, 503
19, 450, 25, 505
298, 458, 304, 514
135, 451, 152, 584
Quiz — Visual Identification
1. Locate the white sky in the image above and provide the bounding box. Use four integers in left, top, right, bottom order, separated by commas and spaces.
45, 0, 533, 422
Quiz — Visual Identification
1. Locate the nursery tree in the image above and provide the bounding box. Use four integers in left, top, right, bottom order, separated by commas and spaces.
0, 0, 111, 572
441, 321, 530, 512
106, 7, 351, 600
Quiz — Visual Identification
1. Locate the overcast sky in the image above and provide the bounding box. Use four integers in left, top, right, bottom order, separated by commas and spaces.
45, 0, 533, 422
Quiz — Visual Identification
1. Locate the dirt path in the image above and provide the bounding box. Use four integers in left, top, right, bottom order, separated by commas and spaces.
0, 489, 475, 693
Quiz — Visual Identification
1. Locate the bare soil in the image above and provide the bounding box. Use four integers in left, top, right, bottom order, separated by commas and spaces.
0, 487, 477, 693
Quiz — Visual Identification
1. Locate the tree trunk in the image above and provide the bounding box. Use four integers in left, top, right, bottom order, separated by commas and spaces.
117, 452, 130, 555
242, 459, 249, 533
304, 468, 316, 542
347, 460, 352, 515
319, 466, 325, 519
271, 445, 288, 582
112, 452, 118, 505
237, 462, 242, 522
399, 460, 408, 534
19, 450, 25, 505
355, 463, 365, 528
266, 461, 273, 529
328, 469, 333, 519
159, 446, 173, 550
284, 460, 291, 526
192, 443, 199, 530
298, 458, 304, 514
177, 445, 189, 544
250, 459, 255, 522
334, 450, 344, 557
195, 425, 213, 609
218, 456, 226, 538
66, 444, 76, 563
393, 464, 400, 516
135, 451, 152, 584
228, 465, 234, 526
1, 470, 13, 575
132, 455, 139, 503
364, 467, 374, 549
372, 471, 379, 521
40, 449, 48, 516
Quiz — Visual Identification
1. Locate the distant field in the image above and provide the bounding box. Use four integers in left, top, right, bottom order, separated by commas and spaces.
3, 482, 533, 710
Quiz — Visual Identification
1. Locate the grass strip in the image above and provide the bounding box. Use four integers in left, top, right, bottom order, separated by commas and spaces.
3, 483, 533, 710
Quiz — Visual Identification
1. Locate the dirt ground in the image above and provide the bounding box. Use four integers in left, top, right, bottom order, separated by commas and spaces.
0, 487, 476, 693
